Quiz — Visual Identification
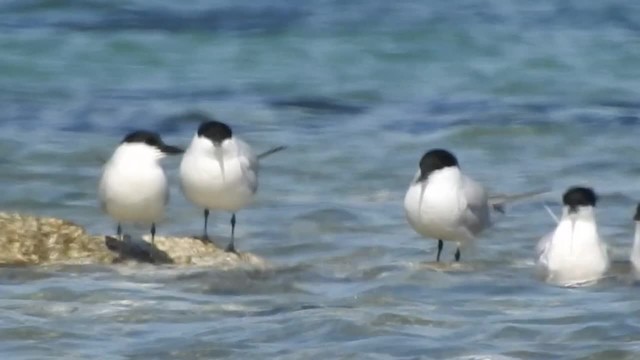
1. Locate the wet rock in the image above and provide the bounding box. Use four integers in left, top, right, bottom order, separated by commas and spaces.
0, 212, 268, 268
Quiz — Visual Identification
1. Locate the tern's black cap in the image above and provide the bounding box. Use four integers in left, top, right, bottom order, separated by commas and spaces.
418, 149, 459, 181
562, 186, 597, 212
634, 203, 640, 221
121, 130, 183, 154
197, 120, 232, 144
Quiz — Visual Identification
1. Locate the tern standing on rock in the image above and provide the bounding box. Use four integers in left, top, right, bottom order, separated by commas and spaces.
180, 120, 284, 253
99, 130, 183, 244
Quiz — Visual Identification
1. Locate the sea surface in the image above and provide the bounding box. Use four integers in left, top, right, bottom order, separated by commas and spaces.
2, 1, 640, 359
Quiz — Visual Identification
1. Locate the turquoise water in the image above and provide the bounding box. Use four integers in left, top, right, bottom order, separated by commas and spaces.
2, 1, 640, 358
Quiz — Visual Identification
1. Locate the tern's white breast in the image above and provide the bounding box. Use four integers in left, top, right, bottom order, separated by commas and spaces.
536, 212, 609, 285
403, 167, 479, 243
99, 158, 168, 224
180, 136, 258, 212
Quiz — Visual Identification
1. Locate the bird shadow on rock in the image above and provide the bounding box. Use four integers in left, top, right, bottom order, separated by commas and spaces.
189, 234, 232, 250
104, 236, 173, 265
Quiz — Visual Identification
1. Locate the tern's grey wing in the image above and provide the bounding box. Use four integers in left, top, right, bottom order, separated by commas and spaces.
536, 233, 552, 255
534, 232, 554, 280
236, 139, 259, 193
536, 232, 553, 264
460, 176, 491, 235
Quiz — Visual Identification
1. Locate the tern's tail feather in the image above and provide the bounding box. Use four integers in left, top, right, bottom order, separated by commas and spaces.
543, 203, 560, 224
258, 146, 287, 160
489, 188, 550, 213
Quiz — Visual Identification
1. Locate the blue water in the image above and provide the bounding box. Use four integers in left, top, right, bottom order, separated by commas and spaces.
2, 1, 640, 358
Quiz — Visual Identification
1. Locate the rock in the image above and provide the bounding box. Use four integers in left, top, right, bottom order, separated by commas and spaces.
107, 235, 269, 269
0, 212, 268, 269
0, 212, 111, 265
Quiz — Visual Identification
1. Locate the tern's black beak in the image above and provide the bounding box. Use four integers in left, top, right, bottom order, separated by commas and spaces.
160, 144, 184, 155
568, 205, 578, 214
417, 171, 428, 183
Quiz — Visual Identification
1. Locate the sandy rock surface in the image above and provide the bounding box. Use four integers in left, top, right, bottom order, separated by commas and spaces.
0, 212, 268, 269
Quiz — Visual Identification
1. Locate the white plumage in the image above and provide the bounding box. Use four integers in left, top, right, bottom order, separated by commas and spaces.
404, 149, 491, 262
180, 134, 258, 212
404, 166, 490, 244
179, 120, 261, 253
536, 187, 609, 286
98, 131, 183, 243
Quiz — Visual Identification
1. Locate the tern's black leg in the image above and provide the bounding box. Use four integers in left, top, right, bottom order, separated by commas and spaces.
226, 213, 237, 253
454, 248, 461, 262
203, 209, 210, 240
436, 239, 443, 262
151, 223, 156, 245
117, 223, 122, 241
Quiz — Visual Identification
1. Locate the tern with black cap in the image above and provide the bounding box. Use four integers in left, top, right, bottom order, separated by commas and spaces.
99, 130, 183, 244
535, 186, 609, 286
404, 148, 545, 262
179, 120, 284, 253
404, 149, 492, 262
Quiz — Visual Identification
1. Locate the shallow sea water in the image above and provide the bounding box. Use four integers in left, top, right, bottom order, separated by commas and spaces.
2, 1, 640, 359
